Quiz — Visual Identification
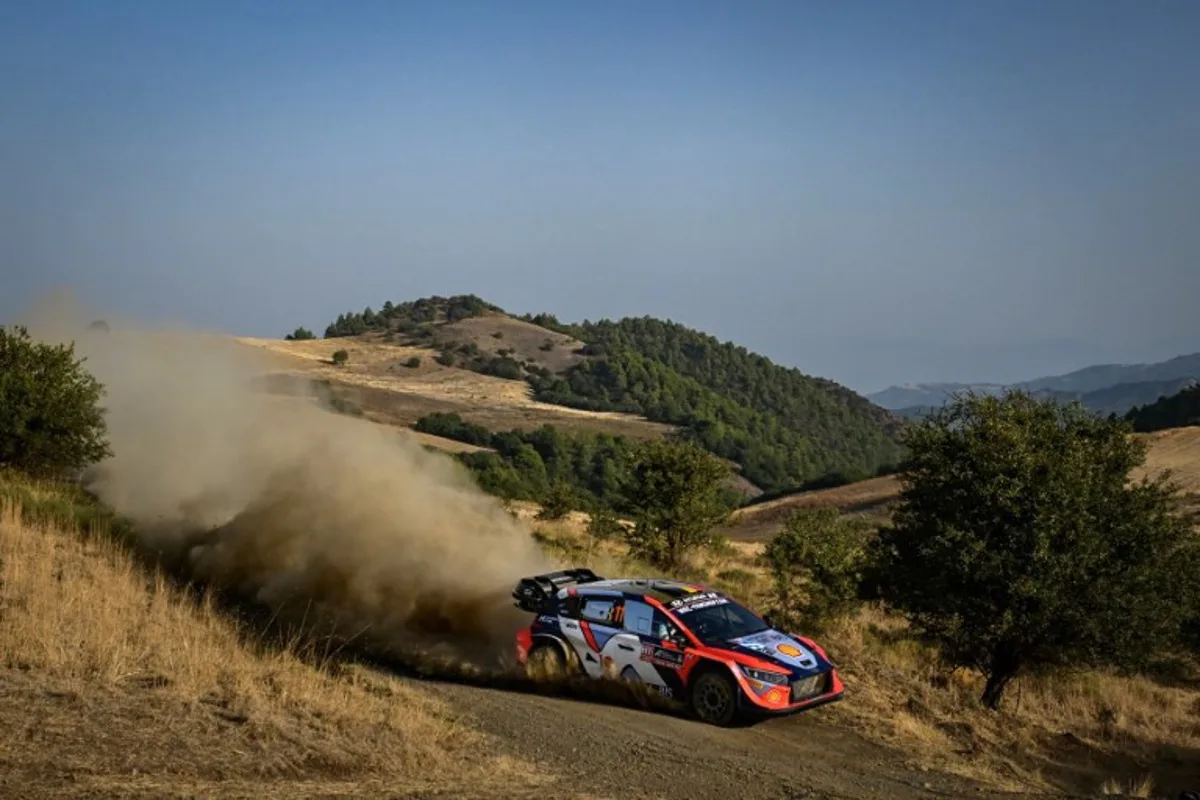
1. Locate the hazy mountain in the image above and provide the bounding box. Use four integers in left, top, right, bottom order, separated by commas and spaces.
871, 352, 1200, 413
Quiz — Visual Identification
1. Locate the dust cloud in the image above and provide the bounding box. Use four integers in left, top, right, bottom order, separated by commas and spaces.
17, 291, 557, 671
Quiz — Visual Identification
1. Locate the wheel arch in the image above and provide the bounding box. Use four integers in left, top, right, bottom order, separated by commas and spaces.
530, 632, 576, 667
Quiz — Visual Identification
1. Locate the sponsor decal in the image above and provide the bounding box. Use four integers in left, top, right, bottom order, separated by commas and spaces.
668, 591, 729, 614
730, 630, 819, 670
640, 642, 685, 668
536, 614, 557, 626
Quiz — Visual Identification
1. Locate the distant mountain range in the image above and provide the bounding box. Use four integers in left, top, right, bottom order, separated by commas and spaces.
870, 353, 1200, 418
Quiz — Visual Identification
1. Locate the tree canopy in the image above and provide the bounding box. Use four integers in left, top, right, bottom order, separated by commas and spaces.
322, 296, 905, 493
0, 325, 112, 477
1123, 382, 1200, 432
869, 391, 1198, 709
621, 438, 732, 569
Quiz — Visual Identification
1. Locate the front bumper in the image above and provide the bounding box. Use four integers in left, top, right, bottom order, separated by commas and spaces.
734, 667, 845, 715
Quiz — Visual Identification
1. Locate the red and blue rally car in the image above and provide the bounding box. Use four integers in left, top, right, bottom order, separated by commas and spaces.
512, 568, 844, 726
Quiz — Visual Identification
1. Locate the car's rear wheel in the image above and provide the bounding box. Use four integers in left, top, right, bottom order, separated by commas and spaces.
525, 642, 569, 681
690, 668, 739, 726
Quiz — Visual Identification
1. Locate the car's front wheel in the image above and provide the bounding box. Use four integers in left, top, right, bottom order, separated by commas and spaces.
690, 668, 739, 726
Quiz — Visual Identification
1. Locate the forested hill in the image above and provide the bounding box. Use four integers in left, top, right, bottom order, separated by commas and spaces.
318, 296, 906, 492
1124, 382, 1200, 432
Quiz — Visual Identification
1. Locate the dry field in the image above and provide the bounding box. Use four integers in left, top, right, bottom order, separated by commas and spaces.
723, 425, 1200, 542
0, 487, 552, 799
430, 313, 589, 375
235, 334, 674, 443
523, 511, 1200, 798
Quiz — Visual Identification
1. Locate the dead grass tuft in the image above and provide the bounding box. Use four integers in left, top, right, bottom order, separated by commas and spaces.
0, 497, 543, 794
528, 512, 1200, 796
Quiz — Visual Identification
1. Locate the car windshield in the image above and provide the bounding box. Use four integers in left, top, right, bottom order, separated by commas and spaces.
669, 593, 769, 645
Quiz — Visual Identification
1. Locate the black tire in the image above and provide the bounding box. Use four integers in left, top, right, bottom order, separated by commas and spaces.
690, 668, 740, 726
525, 641, 569, 682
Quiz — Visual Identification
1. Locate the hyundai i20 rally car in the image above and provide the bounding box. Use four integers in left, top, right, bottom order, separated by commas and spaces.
511, 568, 843, 726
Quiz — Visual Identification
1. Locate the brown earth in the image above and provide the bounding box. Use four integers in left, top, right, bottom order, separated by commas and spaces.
431, 312, 589, 375
722, 425, 1200, 542
236, 334, 674, 442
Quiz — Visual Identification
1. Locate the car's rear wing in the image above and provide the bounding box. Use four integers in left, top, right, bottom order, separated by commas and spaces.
512, 567, 602, 613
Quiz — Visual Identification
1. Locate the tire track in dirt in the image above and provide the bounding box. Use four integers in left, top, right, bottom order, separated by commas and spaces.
410, 677, 1075, 800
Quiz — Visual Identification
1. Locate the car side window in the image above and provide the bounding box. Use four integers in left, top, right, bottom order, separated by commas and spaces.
623, 600, 682, 643
580, 596, 623, 626
623, 599, 656, 636
654, 611, 683, 643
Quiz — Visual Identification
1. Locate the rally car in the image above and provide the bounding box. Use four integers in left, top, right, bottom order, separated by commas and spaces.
511, 568, 843, 726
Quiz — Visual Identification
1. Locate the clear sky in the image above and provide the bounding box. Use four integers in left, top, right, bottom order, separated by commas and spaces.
3, 0, 1198, 393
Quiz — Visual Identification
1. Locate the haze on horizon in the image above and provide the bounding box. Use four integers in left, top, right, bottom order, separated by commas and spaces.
2, 1, 1198, 394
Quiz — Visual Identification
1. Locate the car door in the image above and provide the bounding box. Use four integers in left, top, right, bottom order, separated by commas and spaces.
560, 593, 625, 678
612, 598, 667, 684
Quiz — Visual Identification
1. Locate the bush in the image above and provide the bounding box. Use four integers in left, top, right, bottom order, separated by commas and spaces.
870, 391, 1198, 709
435, 351, 455, 367
0, 326, 112, 478
761, 507, 869, 633
536, 482, 575, 520
586, 507, 624, 540
622, 439, 731, 569
331, 349, 349, 366
285, 327, 316, 341
404, 356, 422, 368
480, 357, 523, 381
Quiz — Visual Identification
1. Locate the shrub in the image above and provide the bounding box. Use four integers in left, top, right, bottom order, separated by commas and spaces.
404, 356, 422, 368
331, 349, 349, 366
536, 482, 575, 520
622, 439, 731, 569
870, 390, 1198, 709
285, 326, 316, 341
586, 507, 624, 540
761, 507, 869, 633
0, 325, 112, 478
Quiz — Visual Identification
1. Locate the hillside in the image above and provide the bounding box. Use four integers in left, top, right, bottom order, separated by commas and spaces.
316, 296, 906, 493
723, 425, 1200, 541
872, 352, 1200, 416
897, 377, 1200, 420
0, 480, 542, 799
1125, 383, 1200, 432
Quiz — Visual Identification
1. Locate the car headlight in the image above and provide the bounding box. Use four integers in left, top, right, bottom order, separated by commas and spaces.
741, 666, 788, 685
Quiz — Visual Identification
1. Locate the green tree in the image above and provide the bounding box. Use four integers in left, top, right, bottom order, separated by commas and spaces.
536, 481, 575, 520
285, 326, 316, 341
331, 349, 349, 366
622, 438, 731, 569
586, 507, 625, 540
870, 391, 1197, 710
0, 325, 112, 477
762, 507, 869, 633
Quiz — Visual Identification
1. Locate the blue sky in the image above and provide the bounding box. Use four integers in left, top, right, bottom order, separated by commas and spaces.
3, 0, 1198, 392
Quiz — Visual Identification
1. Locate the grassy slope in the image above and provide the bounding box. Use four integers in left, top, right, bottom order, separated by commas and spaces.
523, 505, 1200, 798
722, 425, 1200, 541
237, 332, 674, 443
0, 476, 545, 799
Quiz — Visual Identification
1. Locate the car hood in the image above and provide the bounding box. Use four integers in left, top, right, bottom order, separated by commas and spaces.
718, 628, 831, 677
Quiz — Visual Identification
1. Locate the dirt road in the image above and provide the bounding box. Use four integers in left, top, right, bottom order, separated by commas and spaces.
406, 677, 1070, 800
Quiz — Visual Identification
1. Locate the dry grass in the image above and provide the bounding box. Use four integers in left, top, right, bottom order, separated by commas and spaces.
0, 493, 544, 798
725, 426, 1200, 543
235, 333, 674, 443
524, 509, 1200, 797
